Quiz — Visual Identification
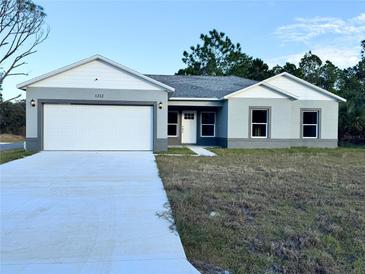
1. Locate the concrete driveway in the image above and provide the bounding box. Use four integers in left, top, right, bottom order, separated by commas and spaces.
0, 151, 199, 274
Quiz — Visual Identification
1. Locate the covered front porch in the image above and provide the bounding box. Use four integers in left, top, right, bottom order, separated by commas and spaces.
167, 99, 226, 147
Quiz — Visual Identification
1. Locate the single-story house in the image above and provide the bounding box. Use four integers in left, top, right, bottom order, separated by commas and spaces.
17, 55, 346, 152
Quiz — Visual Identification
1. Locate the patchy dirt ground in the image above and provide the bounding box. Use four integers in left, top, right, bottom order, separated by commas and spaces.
0, 134, 24, 143
156, 148, 365, 274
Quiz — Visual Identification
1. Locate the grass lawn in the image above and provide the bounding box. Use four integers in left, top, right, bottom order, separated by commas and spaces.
0, 134, 25, 143
156, 148, 365, 274
158, 147, 196, 155
0, 149, 34, 164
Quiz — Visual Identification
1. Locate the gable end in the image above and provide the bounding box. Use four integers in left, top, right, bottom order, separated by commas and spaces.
17, 55, 175, 92
224, 72, 346, 102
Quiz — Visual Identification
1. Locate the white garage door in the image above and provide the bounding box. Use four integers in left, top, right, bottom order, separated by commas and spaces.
43, 104, 153, 150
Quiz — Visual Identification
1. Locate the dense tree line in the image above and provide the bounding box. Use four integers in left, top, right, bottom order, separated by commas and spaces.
0, 93, 26, 135
177, 30, 365, 141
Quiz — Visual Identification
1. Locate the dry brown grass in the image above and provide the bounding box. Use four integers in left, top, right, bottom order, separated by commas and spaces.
156, 148, 365, 274
158, 147, 196, 155
0, 134, 24, 143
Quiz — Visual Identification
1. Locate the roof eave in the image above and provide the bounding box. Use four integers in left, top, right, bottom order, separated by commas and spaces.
261, 82, 299, 100
222, 81, 298, 100
169, 97, 222, 101
281, 72, 346, 102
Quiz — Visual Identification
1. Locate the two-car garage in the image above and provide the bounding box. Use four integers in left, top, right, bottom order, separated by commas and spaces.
18, 55, 173, 152
43, 104, 154, 151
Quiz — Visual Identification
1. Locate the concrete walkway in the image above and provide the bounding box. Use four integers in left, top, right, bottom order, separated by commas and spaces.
0, 151, 199, 274
187, 146, 216, 157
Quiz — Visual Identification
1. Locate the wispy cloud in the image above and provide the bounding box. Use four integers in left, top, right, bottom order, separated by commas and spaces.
272, 13, 365, 68
268, 46, 361, 69
275, 13, 365, 44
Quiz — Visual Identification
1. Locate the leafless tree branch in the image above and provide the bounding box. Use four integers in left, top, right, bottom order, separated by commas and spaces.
0, 0, 49, 88
7, 72, 28, 76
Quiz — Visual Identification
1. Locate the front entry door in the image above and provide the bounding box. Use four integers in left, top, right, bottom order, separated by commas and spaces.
181, 111, 197, 144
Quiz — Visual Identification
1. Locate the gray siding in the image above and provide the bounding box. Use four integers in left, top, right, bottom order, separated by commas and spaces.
216, 101, 228, 138
226, 138, 337, 148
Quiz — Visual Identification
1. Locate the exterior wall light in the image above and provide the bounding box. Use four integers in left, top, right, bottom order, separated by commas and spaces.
30, 99, 36, 107
158, 102, 163, 109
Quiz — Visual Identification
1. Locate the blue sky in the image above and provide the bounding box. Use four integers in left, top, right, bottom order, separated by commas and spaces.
2, 0, 365, 99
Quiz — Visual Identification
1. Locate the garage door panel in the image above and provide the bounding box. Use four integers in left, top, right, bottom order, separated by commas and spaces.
43, 104, 153, 150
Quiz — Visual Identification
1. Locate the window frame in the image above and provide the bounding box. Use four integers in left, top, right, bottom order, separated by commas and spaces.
200, 111, 216, 138
250, 107, 270, 139
301, 109, 320, 139
168, 111, 179, 137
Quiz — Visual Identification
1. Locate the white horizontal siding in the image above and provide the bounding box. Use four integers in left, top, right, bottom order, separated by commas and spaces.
230, 85, 287, 99
30, 60, 161, 90
268, 75, 335, 101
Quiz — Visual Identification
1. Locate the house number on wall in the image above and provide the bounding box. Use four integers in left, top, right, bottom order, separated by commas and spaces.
95, 93, 104, 98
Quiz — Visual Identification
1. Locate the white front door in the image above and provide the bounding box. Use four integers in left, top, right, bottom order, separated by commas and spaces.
181, 111, 197, 144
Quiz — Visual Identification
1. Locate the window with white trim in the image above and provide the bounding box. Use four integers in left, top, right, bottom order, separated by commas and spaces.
251, 109, 268, 138
168, 111, 178, 137
201, 112, 215, 137
302, 111, 319, 138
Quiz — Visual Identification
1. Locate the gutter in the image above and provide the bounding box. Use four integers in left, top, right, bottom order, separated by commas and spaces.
169, 97, 222, 101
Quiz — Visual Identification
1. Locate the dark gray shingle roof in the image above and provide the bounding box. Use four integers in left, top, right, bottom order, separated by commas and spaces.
146, 75, 258, 98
